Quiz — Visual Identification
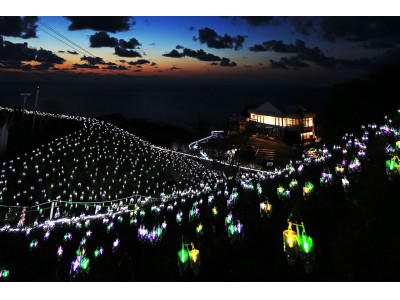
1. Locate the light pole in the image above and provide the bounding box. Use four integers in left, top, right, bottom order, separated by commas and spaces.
32, 86, 39, 135
20, 93, 31, 128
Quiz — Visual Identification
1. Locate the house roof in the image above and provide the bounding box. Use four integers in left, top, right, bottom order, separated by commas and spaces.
249, 101, 315, 118
248, 101, 284, 117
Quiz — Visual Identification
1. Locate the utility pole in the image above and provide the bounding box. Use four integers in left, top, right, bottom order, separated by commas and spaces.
20, 93, 31, 128
32, 86, 39, 136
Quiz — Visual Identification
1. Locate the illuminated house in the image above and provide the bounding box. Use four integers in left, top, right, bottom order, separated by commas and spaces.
248, 101, 315, 142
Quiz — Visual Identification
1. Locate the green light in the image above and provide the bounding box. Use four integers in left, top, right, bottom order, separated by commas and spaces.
225, 216, 232, 224
94, 250, 99, 257
80, 257, 90, 270
157, 227, 163, 237
289, 179, 298, 188
228, 224, 237, 236
299, 235, 313, 254
2, 269, 9, 278
178, 249, 189, 264
387, 159, 398, 171
76, 249, 81, 256
130, 218, 134, 225
306, 181, 314, 191
189, 209, 194, 216
29, 241, 34, 248
277, 186, 284, 194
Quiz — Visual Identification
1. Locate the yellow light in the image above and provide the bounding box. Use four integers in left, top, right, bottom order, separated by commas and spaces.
81, 248, 86, 256
283, 223, 298, 249
190, 249, 200, 263
303, 187, 310, 194
212, 207, 218, 215
189, 243, 200, 264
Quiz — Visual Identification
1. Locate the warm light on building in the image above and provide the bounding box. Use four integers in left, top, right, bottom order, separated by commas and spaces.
248, 101, 316, 142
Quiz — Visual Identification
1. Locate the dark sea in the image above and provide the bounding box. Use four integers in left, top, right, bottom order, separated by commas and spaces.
0, 81, 331, 129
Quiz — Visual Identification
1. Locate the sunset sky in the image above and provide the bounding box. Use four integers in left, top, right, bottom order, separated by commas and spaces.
2, 16, 400, 85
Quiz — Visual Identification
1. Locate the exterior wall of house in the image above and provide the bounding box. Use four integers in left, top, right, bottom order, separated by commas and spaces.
250, 113, 315, 142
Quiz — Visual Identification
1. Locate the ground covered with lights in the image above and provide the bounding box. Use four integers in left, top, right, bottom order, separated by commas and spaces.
0, 106, 400, 281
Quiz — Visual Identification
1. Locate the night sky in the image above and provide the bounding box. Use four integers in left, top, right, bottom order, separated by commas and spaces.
1, 16, 400, 86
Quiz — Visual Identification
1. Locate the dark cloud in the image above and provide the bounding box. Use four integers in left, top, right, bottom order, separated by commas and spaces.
289, 17, 315, 36
318, 17, 400, 49
197, 27, 246, 50
72, 63, 99, 69
0, 40, 64, 70
254, 39, 374, 70
128, 59, 150, 65
249, 39, 306, 53
269, 57, 310, 69
114, 46, 142, 58
119, 60, 127, 63
65, 17, 133, 33
135, 65, 142, 69
0, 16, 38, 39
102, 65, 128, 70
163, 49, 183, 58
217, 57, 237, 67
371, 48, 400, 65
189, 26, 195, 31
104, 62, 116, 66
0, 41, 36, 61
67, 50, 78, 55
244, 65, 252, 68
170, 66, 181, 71
182, 48, 221, 61
33, 63, 55, 70
80, 55, 105, 65
118, 38, 141, 49
149, 42, 155, 46
133, 69, 142, 72
36, 48, 65, 65
89, 31, 118, 48
150, 62, 157, 66
0, 60, 30, 70
163, 48, 222, 62
238, 17, 277, 27
269, 59, 287, 69
336, 57, 374, 69
176, 45, 184, 49
58, 50, 65, 53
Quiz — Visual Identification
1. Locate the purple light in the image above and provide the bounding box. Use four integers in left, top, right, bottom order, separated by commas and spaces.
72, 258, 80, 272
237, 222, 243, 234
